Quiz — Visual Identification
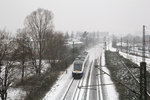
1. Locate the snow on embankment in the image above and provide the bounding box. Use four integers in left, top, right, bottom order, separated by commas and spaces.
119, 51, 150, 72
109, 43, 150, 72
101, 51, 119, 100
43, 64, 73, 100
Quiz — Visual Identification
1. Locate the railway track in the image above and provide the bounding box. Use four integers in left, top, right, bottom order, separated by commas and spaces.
61, 59, 90, 100
96, 56, 103, 100
72, 61, 93, 100
61, 61, 93, 100
72, 75, 84, 100
84, 61, 94, 100
61, 78, 74, 100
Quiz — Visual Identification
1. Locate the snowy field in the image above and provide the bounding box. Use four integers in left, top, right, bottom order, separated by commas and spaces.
6, 88, 26, 100
0, 88, 26, 100
0, 60, 50, 100
101, 48, 119, 100
119, 52, 150, 71
108, 43, 150, 72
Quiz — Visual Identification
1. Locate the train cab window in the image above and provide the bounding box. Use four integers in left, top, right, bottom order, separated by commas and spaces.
74, 64, 82, 71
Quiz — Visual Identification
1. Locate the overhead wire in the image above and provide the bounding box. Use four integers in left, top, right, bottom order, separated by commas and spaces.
114, 50, 150, 97
96, 66, 140, 96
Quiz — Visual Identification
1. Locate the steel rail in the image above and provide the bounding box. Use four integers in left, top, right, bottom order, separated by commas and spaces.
61, 78, 74, 100
72, 58, 90, 100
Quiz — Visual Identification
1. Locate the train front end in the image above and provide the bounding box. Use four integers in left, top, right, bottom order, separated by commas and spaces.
72, 60, 83, 79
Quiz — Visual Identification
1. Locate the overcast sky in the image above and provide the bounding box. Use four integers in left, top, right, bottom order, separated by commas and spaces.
0, 0, 150, 35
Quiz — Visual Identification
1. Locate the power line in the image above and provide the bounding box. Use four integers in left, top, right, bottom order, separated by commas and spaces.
96, 66, 140, 96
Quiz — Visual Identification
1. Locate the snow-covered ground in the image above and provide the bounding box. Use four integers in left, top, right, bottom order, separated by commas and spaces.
43, 64, 73, 100
43, 43, 119, 100
0, 43, 120, 100
0, 60, 50, 100
108, 43, 150, 71
6, 88, 26, 100
119, 52, 150, 71
0, 88, 26, 100
101, 50, 119, 100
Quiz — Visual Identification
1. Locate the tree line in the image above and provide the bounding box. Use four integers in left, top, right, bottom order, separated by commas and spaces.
0, 8, 98, 100
0, 8, 72, 100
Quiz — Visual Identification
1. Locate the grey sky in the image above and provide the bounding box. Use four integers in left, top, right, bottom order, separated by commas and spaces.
0, 0, 150, 35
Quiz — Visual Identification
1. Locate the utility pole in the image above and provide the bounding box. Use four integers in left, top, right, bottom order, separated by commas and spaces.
149, 36, 150, 51
142, 25, 145, 62
149, 36, 150, 58
140, 62, 147, 100
104, 36, 106, 51
108, 37, 109, 50
105, 37, 107, 51
133, 38, 135, 55
105, 41, 107, 51
127, 40, 129, 57
121, 37, 122, 52
73, 41, 75, 60
140, 25, 147, 100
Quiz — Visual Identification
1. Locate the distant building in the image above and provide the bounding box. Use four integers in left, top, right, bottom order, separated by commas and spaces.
65, 40, 83, 49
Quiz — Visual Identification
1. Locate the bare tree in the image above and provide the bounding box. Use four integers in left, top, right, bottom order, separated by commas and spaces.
24, 8, 54, 75
0, 60, 16, 100
0, 30, 10, 72
0, 30, 17, 100
16, 29, 40, 76
15, 28, 32, 83
45, 31, 66, 69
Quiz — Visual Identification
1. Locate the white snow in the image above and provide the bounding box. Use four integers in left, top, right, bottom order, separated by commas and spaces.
1, 43, 120, 100
101, 48, 119, 100
43, 43, 119, 100
43, 64, 73, 100
86, 61, 94, 100
119, 51, 150, 71
109, 43, 150, 72
0, 60, 50, 100
0, 88, 26, 100
102, 67, 119, 100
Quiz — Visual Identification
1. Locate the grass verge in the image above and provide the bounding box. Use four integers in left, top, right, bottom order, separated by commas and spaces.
105, 50, 150, 100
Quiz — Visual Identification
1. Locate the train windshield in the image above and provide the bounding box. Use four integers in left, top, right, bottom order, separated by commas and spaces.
74, 64, 82, 71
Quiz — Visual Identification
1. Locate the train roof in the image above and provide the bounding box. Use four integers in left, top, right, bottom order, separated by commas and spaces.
74, 59, 83, 64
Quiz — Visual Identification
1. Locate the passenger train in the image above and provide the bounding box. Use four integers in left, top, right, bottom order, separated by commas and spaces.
72, 52, 88, 79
